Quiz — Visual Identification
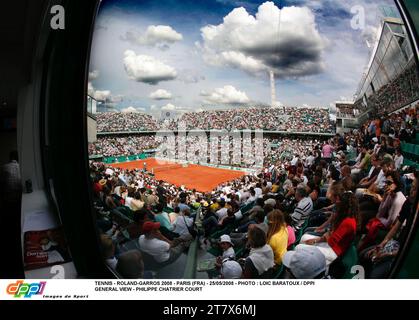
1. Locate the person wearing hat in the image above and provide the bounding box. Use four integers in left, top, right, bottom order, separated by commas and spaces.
282, 245, 327, 279
138, 221, 190, 266
215, 234, 236, 270
220, 259, 242, 279
219, 235, 235, 260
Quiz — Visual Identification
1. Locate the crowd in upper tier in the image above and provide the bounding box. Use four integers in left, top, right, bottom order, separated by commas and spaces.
95, 107, 335, 134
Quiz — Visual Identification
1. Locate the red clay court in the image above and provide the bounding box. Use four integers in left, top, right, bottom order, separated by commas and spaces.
110, 158, 246, 192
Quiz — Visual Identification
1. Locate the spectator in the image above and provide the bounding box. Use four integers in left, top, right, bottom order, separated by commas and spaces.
266, 210, 288, 265
291, 187, 313, 231
242, 226, 275, 278
116, 250, 145, 278
282, 245, 327, 279
300, 191, 358, 266
138, 221, 191, 265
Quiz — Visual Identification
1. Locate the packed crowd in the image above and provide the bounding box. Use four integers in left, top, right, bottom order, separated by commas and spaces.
89, 134, 327, 167
356, 62, 419, 116
96, 112, 159, 132
336, 105, 361, 118
95, 107, 335, 133
90, 105, 418, 279
165, 107, 334, 133
89, 136, 160, 157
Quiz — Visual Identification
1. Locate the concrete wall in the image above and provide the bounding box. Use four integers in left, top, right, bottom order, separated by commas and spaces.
87, 115, 97, 143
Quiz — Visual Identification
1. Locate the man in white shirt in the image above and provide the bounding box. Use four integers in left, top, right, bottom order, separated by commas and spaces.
245, 189, 257, 205
138, 221, 191, 265
254, 184, 263, 198
216, 200, 229, 219
291, 155, 299, 166
305, 152, 315, 168
291, 187, 313, 231
394, 148, 404, 170
172, 209, 194, 237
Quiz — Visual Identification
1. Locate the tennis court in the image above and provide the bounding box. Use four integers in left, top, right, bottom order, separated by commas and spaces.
110, 158, 246, 192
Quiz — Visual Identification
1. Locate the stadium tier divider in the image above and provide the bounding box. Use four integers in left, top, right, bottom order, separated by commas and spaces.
183, 206, 202, 279
103, 153, 149, 164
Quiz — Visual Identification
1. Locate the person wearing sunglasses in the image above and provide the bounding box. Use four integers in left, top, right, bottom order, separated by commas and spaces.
360, 173, 417, 278
358, 171, 406, 251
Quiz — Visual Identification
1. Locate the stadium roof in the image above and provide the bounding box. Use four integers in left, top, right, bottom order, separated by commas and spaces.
354, 17, 406, 100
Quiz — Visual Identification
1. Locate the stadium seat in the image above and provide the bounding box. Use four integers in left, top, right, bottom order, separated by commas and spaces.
272, 264, 284, 279
407, 143, 415, 155
240, 201, 255, 215
329, 243, 359, 279
234, 246, 246, 259
403, 158, 419, 169
207, 246, 221, 257
209, 224, 236, 241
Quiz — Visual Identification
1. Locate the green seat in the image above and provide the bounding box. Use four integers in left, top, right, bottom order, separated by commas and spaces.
341, 244, 359, 279
207, 246, 221, 257
234, 246, 246, 259
407, 143, 415, 155
403, 158, 419, 169
273, 264, 284, 279
209, 224, 235, 240
240, 201, 255, 215
163, 206, 174, 213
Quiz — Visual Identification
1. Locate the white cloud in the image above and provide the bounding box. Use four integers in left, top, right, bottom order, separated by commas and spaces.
161, 103, 177, 111
201, 85, 250, 104
89, 70, 100, 80
149, 89, 172, 100
221, 51, 266, 74
88, 82, 123, 104
123, 50, 177, 85
121, 106, 146, 113
160, 103, 192, 113
93, 90, 111, 101
200, 2, 327, 78
122, 25, 182, 49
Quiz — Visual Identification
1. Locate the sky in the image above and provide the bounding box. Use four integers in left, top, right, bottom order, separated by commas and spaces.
88, 0, 396, 117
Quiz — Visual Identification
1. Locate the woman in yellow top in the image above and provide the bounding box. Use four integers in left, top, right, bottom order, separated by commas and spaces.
267, 210, 289, 265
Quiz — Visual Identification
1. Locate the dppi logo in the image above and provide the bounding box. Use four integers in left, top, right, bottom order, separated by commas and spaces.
6, 280, 46, 298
